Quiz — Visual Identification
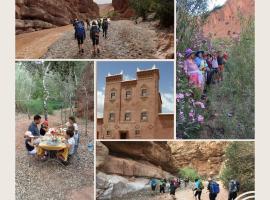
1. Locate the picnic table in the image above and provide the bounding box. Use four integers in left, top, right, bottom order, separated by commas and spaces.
37, 130, 69, 161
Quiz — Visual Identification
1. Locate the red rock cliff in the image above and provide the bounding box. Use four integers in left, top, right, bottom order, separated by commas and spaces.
112, 0, 135, 18
16, 0, 99, 34
203, 0, 255, 39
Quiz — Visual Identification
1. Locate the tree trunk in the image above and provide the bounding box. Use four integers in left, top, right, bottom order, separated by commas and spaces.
43, 63, 50, 120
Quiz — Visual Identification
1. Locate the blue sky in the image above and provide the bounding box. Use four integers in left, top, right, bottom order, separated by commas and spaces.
94, 0, 112, 4
97, 61, 174, 118
208, 0, 227, 10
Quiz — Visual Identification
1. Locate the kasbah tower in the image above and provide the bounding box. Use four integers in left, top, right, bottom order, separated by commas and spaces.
97, 65, 174, 139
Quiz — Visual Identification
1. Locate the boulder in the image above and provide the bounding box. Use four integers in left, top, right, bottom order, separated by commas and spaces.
96, 142, 109, 168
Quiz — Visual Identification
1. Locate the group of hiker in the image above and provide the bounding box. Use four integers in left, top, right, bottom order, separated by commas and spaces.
183, 48, 228, 93
72, 17, 110, 56
150, 177, 240, 200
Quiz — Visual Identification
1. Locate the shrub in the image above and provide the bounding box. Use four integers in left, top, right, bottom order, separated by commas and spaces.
207, 18, 255, 138
220, 142, 255, 192
179, 167, 200, 181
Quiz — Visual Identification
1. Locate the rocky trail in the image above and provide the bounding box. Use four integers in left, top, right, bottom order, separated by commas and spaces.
16, 20, 174, 59
116, 182, 228, 200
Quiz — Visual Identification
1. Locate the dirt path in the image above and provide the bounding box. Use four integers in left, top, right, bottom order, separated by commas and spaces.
16, 25, 73, 59
16, 20, 173, 59
15, 112, 94, 200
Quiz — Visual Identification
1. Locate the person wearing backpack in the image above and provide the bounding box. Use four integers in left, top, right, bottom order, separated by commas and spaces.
228, 179, 240, 200
90, 21, 100, 55
193, 178, 204, 200
159, 179, 166, 193
207, 178, 220, 200
150, 178, 157, 193
75, 20, 86, 54
102, 18, 109, 39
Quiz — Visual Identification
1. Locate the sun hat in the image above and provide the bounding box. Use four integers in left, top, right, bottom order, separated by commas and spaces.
24, 131, 34, 138
196, 50, 204, 56
185, 48, 195, 58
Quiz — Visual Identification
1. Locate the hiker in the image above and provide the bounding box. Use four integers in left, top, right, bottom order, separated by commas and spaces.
28, 114, 41, 136
184, 177, 189, 187
211, 52, 220, 83
228, 179, 240, 200
207, 178, 220, 200
150, 178, 157, 193
217, 51, 224, 81
102, 18, 109, 39
195, 50, 207, 90
193, 178, 204, 200
159, 179, 166, 193
97, 18, 102, 29
74, 20, 86, 54
184, 49, 200, 89
66, 116, 79, 152
40, 120, 48, 136
90, 21, 100, 55
206, 53, 214, 85
73, 18, 80, 39
170, 179, 177, 198
86, 18, 91, 30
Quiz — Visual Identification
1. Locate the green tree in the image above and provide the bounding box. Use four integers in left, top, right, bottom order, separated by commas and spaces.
220, 142, 255, 192
179, 167, 200, 181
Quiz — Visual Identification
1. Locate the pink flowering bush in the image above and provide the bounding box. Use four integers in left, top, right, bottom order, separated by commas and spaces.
176, 53, 207, 139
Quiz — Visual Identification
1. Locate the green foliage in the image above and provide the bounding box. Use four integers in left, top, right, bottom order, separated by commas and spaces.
220, 142, 255, 192
129, 0, 174, 27
207, 18, 255, 138
15, 61, 89, 116
179, 167, 200, 181
176, 0, 208, 51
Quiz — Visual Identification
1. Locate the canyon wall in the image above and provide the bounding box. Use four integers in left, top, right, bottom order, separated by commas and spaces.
112, 0, 135, 18
169, 141, 228, 177
203, 0, 255, 39
16, 0, 99, 34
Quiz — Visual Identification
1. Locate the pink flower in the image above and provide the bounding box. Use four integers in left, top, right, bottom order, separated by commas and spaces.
185, 93, 191, 97
197, 115, 204, 124
176, 93, 184, 102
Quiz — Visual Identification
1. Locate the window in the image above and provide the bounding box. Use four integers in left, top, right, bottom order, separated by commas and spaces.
135, 130, 140, 135
124, 112, 131, 121
141, 112, 148, 121
106, 131, 111, 136
141, 88, 148, 97
109, 113, 115, 122
110, 91, 116, 100
125, 90, 132, 99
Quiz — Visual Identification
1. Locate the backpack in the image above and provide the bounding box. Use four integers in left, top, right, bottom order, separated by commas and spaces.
230, 180, 240, 192
90, 26, 99, 39
103, 20, 108, 29
75, 22, 85, 38
210, 182, 220, 194
199, 181, 204, 190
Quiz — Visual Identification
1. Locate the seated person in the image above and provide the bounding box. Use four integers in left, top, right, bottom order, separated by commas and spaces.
58, 129, 75, 163
28, 114, 41, 136
40, 120, 48, 136
24, 131, 37, 155
66, 116, 79, 151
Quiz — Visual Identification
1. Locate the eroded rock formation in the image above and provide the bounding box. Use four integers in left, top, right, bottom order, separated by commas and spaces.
203, 0, 255, 39
16, 0, 99, 34
112, 0, 135, 18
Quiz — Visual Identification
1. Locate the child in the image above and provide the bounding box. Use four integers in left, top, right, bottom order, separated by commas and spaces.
65, 129, 75, 157
24, 131, 37, 155
66, 116, 79, 153
40, 120, 48, 136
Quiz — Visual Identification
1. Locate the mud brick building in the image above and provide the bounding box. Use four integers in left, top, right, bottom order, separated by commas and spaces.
97, 67, 174, 139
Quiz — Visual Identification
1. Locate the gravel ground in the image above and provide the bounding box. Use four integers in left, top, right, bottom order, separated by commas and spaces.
15, 112, 94, 200
42, 20, 160, 59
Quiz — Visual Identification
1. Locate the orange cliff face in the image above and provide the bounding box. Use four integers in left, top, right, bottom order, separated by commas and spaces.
112, 0, 135, 19
203, 0, 255, 39
16, 0, 99, 34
